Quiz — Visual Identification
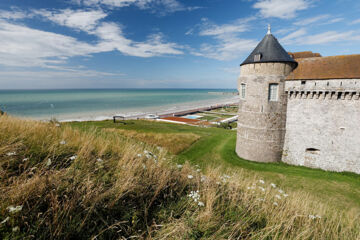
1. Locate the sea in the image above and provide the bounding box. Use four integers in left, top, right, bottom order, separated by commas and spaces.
0, 89, 238, 121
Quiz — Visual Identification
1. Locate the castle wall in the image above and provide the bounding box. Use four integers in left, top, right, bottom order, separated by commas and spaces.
236, 63, 294, 162
283, 79, 360, 174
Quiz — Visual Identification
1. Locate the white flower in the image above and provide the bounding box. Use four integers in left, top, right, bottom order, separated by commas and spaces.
176, 164, 183, 169
278, 189, 284, 194
247, 187, 251, 190
55, 123, 61, 127
22, 158, 29, 162
259, 180, 265, 184
46, 158, 52, 166
0, 217, 9, 225
137, 154, 142, 158
283, 194, 289, 198
69, 155, 77, 160
142, 164, 146, 169
257, 198, 265, 202
188, 190, 201, 203
187, 175, 194, 179
273, 202, 278, 206
258, 186, 265, 192
275, 194, 281, 199
6, 152, 16, 156
198, 201, 205, 207
270, 183, 277, 188
96, 158, 103, 162
196, 169, 201, 172
315, 215, 321, 219
308, 215, 316, 219
12, 226, 19, 232
216, 181, 221, 185
7, 205, 23, 213
60, 140, 66, 145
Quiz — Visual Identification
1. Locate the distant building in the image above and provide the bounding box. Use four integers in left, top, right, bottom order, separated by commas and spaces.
236, 26, 360, 174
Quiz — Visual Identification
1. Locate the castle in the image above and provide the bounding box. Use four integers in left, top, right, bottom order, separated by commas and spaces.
236, 26, 360, 174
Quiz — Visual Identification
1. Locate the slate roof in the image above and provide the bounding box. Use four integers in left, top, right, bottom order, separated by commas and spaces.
286, 54, 360, 80
241, 33, 297, 67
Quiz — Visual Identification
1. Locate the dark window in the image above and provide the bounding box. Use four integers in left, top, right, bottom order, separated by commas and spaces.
301, 81, 306, 85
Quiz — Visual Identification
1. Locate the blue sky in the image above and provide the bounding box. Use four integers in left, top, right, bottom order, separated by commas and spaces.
1, 0, 360, 89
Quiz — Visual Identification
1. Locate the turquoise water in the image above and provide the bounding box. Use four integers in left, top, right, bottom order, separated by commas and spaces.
0, 89, 237, 121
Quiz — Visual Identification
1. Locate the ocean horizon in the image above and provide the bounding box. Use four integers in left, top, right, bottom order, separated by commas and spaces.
0, 88, 238, 121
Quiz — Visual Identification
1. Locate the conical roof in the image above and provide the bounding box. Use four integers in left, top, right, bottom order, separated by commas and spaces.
240, 30, 297, 67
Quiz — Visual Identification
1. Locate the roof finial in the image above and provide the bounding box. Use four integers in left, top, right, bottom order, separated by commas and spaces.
267, 24, 271, 35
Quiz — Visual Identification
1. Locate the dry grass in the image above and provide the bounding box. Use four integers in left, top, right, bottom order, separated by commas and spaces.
105, 128, 200, 154
0, 115, 359, 239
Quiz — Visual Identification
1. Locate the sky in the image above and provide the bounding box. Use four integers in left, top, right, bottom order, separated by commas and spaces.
1, 0, 360, 89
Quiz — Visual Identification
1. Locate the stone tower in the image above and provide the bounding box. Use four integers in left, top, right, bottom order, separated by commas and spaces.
236, 26, 297, 162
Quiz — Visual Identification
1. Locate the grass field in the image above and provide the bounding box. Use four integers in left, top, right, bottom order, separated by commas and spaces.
2, 116, 359, 239
68, 120, 360, 211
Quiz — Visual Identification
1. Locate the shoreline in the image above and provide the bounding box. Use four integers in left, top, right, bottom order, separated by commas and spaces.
59, 97, 239, 122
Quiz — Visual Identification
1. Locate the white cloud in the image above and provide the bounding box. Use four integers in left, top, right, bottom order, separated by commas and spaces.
294, 14, 329, 26
281, 28, 355, 45
34, 9, 107, 32
192, 37, 257, 61
0, 13, 183, 69
280, 28, 307, 43
253, 0, 310, 19
189, 18, 257, 61
74, 0, 201, 14
0, 9, 30, 20
351, 18, 360, 25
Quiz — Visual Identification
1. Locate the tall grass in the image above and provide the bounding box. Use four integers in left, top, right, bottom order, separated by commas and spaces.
0, 115, 359, 239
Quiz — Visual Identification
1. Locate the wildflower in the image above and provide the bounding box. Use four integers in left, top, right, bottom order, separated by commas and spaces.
46, 158, 52, 166
7, 205, 22, 214
198, 201, 205, 207
156, 146, 162, 150
275, 194, 281, 199
309, 215, 321, 219
273, 202, 278, 206
69, 155, 77, 160
188, 190, 200, 202
270, 183, 277, 188
283, 194, 289, 198
12, 226, 19, 232
187, 175, 194, 179
176, 164, 183, 169
142, 164, 146, 170
216, 181, 221, 185
55, 123, 61, 127
0, 217, 9, 225
256, 198, 265, 202
22, 158, 29, 162
278, 189, 284, 194
60, 140, 66, 145
258, 186, 265, 192
96, 158, 103, 162
6, 152, 16, 156
137, 154, 142, 158
259, 179, 265, 184
196, 169, 201, 172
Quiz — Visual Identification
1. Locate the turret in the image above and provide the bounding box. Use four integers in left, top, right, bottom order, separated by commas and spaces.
236, 25, 297, 162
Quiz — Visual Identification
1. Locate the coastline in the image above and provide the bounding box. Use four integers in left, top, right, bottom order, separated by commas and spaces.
59, 96, 239, 122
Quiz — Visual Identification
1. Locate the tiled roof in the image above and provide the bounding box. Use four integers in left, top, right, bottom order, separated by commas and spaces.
288, 51, 322, 59
286, 54, 360, 80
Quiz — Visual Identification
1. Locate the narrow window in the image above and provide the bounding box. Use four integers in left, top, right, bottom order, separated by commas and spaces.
240, 83, 246, 99
301, 80, 306, 85
268, 83, 278, 101
254, 53, 262, 62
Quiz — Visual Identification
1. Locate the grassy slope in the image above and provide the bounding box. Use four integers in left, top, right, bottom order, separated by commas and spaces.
2, 116, 360, 239
68, 120, 360, 211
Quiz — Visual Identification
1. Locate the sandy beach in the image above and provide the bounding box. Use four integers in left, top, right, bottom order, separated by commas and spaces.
59, 96, 239, 122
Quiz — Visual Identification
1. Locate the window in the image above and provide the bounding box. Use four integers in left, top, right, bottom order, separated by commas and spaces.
254, 53, 262, 62
268, 83, 278, 101
240, 83, 246, 99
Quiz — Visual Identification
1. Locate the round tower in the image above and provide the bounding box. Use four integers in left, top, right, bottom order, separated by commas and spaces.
236, 26, 297, 163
